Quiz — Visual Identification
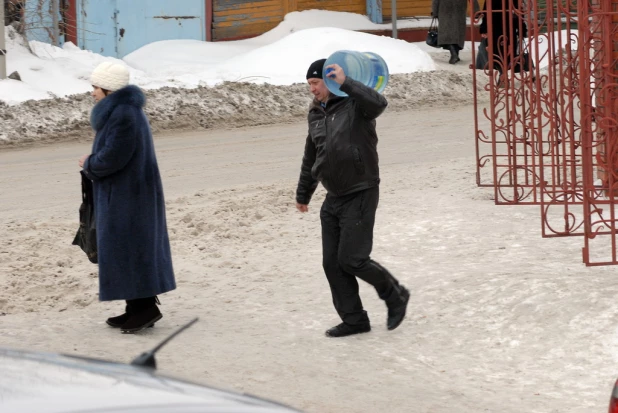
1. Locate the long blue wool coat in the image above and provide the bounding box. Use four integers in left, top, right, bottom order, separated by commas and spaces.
83, 85, 176, 301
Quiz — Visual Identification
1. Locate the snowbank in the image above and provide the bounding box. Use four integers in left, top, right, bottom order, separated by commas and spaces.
0, 70, 486, 147
1, 13, 435, 106
0, 5, 578, 107
1, 26, 138, 105
527, 29, 578, 69
261, 9, 434, 37
124, 26, 435, 86
126, 27, 433, 86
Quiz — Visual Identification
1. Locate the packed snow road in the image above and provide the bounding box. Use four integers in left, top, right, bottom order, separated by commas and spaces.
0, 105, 615, 413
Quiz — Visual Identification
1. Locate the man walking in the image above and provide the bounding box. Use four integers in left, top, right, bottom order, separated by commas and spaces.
296, 58, 410, 338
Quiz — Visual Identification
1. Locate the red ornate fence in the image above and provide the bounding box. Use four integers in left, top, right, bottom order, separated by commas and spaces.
471, 0, 618, 265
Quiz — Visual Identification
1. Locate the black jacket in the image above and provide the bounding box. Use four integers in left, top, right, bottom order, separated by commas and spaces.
296, 77, 387, 204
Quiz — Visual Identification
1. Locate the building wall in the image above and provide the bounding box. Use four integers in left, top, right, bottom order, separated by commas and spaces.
382, 0, 432, 20
212, 0, 285, 41
210, 0, 370, 41
382, 0, 485, 20
71, 0, 206, 57
75, 0, 116, 56
210, 0, 482, 41
22, 0, 62, 44
296, 0, 365, 14
115, 0, 205, 57
61, 0, 484, 56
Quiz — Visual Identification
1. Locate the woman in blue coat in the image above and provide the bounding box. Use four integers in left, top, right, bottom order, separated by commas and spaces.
78, 62, 176, 333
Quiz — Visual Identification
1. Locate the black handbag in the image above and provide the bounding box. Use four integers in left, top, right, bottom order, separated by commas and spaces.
475, 38, 489, 70
426, 18, 439, 48
72, 170, 98, 264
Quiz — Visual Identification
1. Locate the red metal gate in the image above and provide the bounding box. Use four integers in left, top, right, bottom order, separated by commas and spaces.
471, 0, 618, 265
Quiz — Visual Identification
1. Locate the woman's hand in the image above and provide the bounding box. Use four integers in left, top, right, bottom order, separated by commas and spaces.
78, 154, 89, 168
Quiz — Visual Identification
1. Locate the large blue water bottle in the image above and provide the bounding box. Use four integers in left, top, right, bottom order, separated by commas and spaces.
323, 50, 390, 97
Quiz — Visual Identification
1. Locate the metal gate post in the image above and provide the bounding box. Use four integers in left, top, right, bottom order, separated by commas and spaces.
580, 0, 618, 265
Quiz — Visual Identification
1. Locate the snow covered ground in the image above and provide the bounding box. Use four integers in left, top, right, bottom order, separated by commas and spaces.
0, 8, 616, 413
1, 106, 617, 413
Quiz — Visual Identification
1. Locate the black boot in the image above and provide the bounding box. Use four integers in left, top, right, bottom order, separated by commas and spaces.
106, 303, 154, 329
120, 297, 162, 333
325, 322, 371, 338
448, 45, 460, 64
383, 285, 410, 331
106, 304, 132, 328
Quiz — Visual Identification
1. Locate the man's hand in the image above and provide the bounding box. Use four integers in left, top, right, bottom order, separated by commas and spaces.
78, 154, 89, 168
481, 33, 488, 38
325, 64, 346, 85
296, 203, 309, 213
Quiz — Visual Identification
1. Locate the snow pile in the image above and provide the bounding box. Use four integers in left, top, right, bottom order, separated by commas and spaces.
0, 71, 485, 146
1, 13, 435, 106
261, 9, 434, 37
125, 27, 435, 86
0, 26, 140, 104
0, 8, 577, 107
122, 8, 438, 79
526, 29, 578, 69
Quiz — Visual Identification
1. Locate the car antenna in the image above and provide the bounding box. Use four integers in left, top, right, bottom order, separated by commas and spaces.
130, 317, 199, 370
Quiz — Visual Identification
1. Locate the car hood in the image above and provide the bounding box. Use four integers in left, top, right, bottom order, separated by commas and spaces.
0, 348, 299, 413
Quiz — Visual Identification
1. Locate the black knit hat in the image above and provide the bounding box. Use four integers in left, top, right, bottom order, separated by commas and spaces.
306, 59, 326, 80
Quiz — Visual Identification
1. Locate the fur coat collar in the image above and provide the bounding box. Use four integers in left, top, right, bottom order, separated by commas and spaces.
90, 85, 145, 132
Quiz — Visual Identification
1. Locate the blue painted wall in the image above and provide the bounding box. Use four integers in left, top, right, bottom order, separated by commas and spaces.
115, 0, 205, 57
76, 0, 117, 56
23, 0, 63, 44
73, 0, 205, 58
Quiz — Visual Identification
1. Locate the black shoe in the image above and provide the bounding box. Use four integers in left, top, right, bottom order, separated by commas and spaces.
106, 304, 132, 328
106, 312, 130, 328
107, 313, 155, 328
325, 322, 371, 338
106, 305, 155, 328
120, 305, 162, 334
387, 287, 410, 331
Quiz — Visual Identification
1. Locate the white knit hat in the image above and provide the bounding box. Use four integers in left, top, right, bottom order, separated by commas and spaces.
90, 62, 130, 92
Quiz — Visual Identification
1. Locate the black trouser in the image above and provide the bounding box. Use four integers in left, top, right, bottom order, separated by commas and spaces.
320, 186, 402, 326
